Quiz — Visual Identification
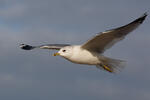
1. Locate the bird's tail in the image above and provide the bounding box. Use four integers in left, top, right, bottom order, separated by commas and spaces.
96, 56, 126, 73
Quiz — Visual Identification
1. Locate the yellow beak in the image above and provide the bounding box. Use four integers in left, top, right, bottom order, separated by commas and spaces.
53, 52, 60, 56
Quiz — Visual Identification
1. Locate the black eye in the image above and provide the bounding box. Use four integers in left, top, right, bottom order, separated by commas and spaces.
62, 50, 66, 52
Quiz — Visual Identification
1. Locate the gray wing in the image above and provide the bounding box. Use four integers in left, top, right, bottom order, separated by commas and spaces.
81, 13, 147, 53
20, 44, 70, 50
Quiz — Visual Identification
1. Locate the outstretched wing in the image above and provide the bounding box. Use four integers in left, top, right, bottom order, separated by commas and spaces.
20, 44, 70, 50
81, 13, 147, 53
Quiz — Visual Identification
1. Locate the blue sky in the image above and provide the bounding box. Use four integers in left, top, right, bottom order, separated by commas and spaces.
0, 0, 150, 100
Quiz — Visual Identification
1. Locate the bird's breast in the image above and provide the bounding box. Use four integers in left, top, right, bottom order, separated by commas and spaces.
67, 46, 100, 65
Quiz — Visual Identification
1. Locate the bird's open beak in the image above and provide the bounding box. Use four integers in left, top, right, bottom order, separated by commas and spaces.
53, 52, 60, 56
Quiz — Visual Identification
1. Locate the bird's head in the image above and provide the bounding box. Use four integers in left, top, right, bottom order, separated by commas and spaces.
53, 46, 73, 58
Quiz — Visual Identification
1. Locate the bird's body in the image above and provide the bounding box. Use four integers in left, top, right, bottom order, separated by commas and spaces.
20, 13, 147, 73
63, 45, 100, 65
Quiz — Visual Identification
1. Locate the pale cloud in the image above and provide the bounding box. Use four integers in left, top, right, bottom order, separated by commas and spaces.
0, 3, 28, 19
0, 0, 149, 100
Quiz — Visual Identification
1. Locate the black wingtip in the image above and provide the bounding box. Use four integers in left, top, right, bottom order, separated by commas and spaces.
135, 12, 148, 24
143, 12, 148, 16
20, 44, 35, 50
142, 12, 148, 19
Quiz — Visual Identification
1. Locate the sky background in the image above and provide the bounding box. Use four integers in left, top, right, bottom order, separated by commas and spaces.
0, 0, 150, 100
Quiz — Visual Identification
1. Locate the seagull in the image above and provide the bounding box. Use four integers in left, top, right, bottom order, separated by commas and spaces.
20, 13, 147, 73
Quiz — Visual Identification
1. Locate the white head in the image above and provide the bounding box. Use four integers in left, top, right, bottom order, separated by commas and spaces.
53, 46, 73, 59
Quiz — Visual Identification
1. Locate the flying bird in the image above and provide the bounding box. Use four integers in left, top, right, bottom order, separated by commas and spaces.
20, 13, 147, 73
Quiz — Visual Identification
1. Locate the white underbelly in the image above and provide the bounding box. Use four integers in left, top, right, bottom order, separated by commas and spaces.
66, 47, 100, 65
69, 56, 100, 65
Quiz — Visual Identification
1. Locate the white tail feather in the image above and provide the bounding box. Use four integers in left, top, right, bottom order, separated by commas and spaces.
96, 56, 126, 73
